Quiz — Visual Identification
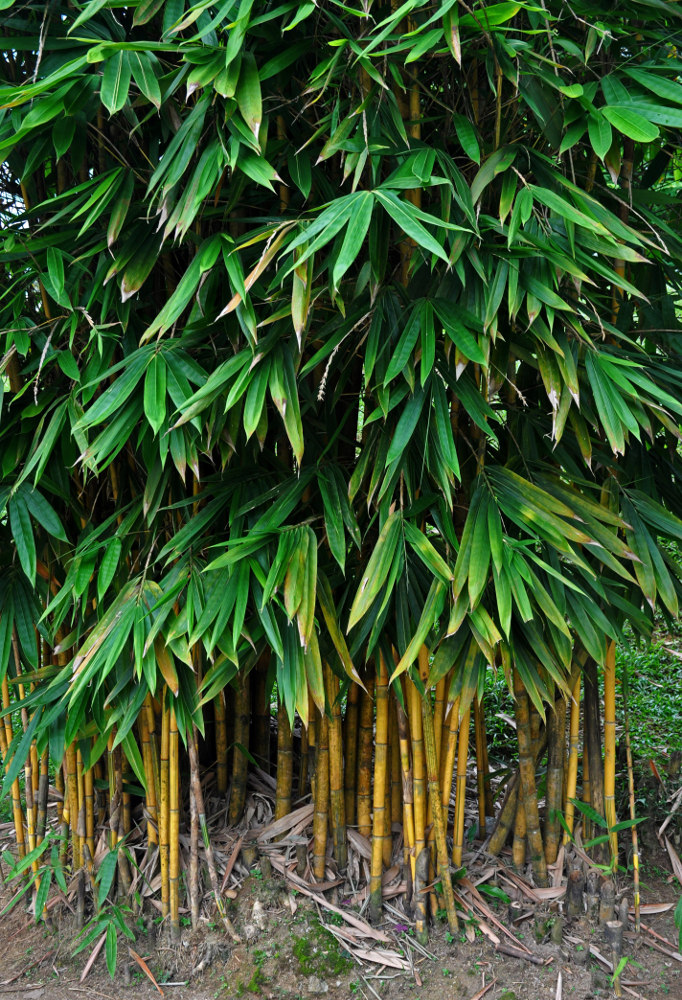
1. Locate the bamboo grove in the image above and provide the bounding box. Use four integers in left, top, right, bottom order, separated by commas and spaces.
1, 0, 682, 946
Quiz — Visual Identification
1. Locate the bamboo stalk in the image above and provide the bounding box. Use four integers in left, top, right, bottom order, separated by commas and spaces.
356, 674, 375, 839
343, 682, 360, 826
139, 707, 158, 846
433, 677, 447, 774
188, 747, 199, 930
160, 693, 170, 919
421, 673, 458, 933
84, 758, 95, 861
439, 696, 460, 816
66, 742, 81, 868
512, 797, 526, 868
407, 678, 426, 865
313, 713, 329, 881
325, 664, 347, 868
169, 705, 180, 940
603, 640, 618, 866
622, 658, 641, 931
36, 747, 49, 846
544, 697, 567, 864
369, 655, 389, 924
488, 772, 519, 855
299, 717, 309, 799
214, 691, 228, 794
394, 691, 416, 885
452, 705, 470, 869
274, 699, 293, 823
1, 675, 26, 859
513, 670, 548, 886
474, 694, 487, 838
228, 671, 250, 826
584, 656, 605, 854
390, 703, 402, 827
563, 675, 582, 843
187, 729, 241, 940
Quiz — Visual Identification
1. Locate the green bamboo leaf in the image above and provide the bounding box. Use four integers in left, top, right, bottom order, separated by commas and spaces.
493, 564, 512, 637
529, 184, 610, 234
101, 51, 132, 116
21, 486, 67, 541
97, 850, 119, 908
432, 299, 486, 365
458, 1, 522, 28
284, 528, 307, 620
569, 797, 608, 828
319, 471, 346, 572
303, 627, 325, 713
9, 496, 36, 584
97, 537, 122, 602
236, 51, 262, 142
453, 113, 480, 164
403, 520, 453, 583
386, 386, 426, 465
296, 527, 317, 649
331, 191, 374, 289
106, 922, 117, 979
129, 51, 161, 110
390, 579, 446, 684
601, 105, 659, 142
374, 190, 449, 263
348, 512, 402, 630
143, 355, 167, 436
468, 493, 491, 607
587, 113, 612, 160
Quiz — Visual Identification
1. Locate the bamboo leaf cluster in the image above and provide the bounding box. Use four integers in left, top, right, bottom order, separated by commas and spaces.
1, 0, 682, 932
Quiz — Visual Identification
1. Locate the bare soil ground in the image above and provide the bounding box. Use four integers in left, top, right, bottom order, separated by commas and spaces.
1, 839, 680, 1000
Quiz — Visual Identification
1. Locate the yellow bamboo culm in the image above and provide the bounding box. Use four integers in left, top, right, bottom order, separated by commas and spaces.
313, 713, 330, 881
433, 676, 447, 774
563, 675, 582, 843
512, 798, 526, 868
544, 697, 567, 864
603, 640, 618, 865
2, 676, 26, 859
138, 707, 158, 846
160, 692, 170, 919
420, 662, 458, 934
394, 693, 416, 884
76, 748, 86, 851
84, 759, 95, 861
275, 699, 293, 823
439, 696, 460, 816
513, 669, 548, 887
343, 682, 360, 827
407, 678, 426, 863
66, 743, 81, 869
107, 732, 117, 851
473, 694, 487, 838
356, 674, 375, 839
369, 655, 389, 924
169, 704, 180, 940
390, 704, 402, 828
452, 705, 471, 868
144, 694, 162, 809
325, 664, 347, 868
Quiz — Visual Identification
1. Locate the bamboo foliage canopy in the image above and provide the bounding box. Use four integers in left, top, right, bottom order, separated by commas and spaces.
1, 0, 682, 846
